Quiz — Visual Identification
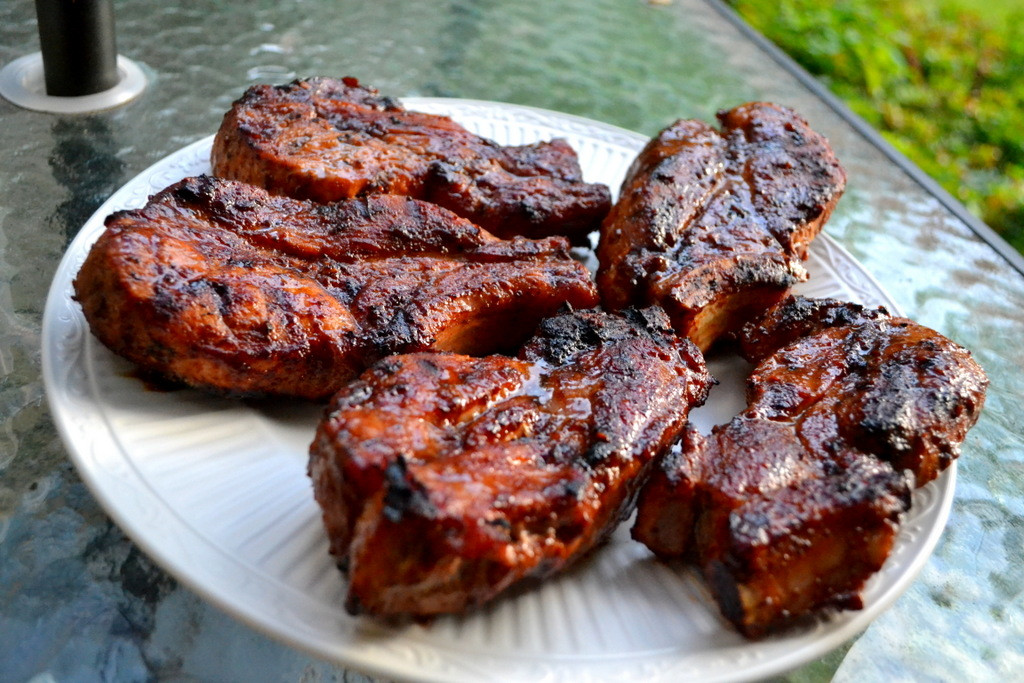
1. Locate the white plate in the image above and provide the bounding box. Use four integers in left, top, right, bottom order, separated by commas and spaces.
43, 99, 954, 682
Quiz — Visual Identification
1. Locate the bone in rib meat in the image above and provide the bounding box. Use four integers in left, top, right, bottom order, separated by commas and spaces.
633, 296, 988, 636
597, 103, 847, 351
309, 307, 711, 616
74, 175, 599, 400
211, 76, 612, 242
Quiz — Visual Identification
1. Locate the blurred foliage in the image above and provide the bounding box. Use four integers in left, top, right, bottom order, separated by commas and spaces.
727, 0, 1024, 252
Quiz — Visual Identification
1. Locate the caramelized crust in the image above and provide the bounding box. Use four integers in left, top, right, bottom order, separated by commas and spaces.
309, 308, 711, 616
73, 175, 598, 400
597, 103, 847, 350
740, 298, 988, 486
211, 77, 611, 242
633, 296, 988, 636
737, 294, 889, 363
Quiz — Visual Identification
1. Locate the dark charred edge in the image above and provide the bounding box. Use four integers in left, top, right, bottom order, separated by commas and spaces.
704, 559, 749, 635
774, 295, 889, 329
621, 306, 675, 337
527, 306, 679, 366
738, 295, 892, 362
381, 456, 438, 524
704, 558, 840, 640
528, 312, 605, 365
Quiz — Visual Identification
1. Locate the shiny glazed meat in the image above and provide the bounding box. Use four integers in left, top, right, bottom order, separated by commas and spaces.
211, 77, 611, 242
597, 103, 846, 351
308, 308, 711, 616
633, 296, 988, 636
73, 175, 598, 400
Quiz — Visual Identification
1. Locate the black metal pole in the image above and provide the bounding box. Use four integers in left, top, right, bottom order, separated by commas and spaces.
35, 0, 119, 97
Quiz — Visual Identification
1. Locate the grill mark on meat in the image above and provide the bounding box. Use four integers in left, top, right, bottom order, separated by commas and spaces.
308, 307, 711, 616
212, 77, 611, 242
633, 295, 988, 637
74, 175, 599, 400
597, 102, 846, 351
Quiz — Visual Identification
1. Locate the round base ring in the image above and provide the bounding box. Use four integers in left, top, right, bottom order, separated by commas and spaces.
0, 52, 146, 114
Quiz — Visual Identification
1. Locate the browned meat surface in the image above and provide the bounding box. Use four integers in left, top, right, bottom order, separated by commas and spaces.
736, 294, 889, 363
633, 296, 988, 637
739, 297, 987, 486
73, 175, 599, 400
597, 103, 846, 351
211, 76, 611, 242
309, 308, 711, 616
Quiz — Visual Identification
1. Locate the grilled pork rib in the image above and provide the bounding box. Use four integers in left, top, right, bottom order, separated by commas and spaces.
74, 175, 598, 400
309, 308, 711, 616
597, 103, 846, 351
633, 296, 988, 637
211, 77, 611, 242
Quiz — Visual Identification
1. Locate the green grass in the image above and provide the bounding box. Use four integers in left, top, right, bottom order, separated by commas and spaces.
938, 0, 1021, 22
727, 0, 1024, 253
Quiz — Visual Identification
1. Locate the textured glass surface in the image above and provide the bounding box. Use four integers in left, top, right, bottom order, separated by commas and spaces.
2, 0, 1022, 680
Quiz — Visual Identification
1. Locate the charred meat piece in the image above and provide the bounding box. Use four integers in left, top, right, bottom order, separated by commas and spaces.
211, 77, 611, 242
74, 175, 599, 400
739, 297, 987, 487
736, 294, 889, 363
633, 296, 988, 636
636, 422, 911, 638
597, 103, 846, 350
309, 308, 711, 616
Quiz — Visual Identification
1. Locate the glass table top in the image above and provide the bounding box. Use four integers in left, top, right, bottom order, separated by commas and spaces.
2, 0, 1021, 680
